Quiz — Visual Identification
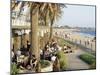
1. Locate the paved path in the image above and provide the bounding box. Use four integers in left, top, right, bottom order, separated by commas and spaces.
66, 49, 90, 70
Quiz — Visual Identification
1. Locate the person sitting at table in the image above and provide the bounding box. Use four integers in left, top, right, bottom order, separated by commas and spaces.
17, 55, 25, 70
30, 55, 37, 69
27, 40, 31, 51
17, 54, 29, 69
11, 49, 17, 63
45, 41, 51, 48
51, 54, 56, 62
63, 44, 67, 51
67, 45, 71, 49
44, 49, 50, 59
51, 39, 56, 47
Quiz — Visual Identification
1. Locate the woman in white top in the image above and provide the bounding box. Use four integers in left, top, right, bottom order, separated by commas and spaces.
51, 55, 56, 62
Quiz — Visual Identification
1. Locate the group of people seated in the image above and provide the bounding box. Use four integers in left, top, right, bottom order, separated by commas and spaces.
11, 39, 73, 71
41, 39, 62, 61
63, 44, 73, 53
12, 41, 38, 71
17, 54, 37, 70
41, 39, 73, 62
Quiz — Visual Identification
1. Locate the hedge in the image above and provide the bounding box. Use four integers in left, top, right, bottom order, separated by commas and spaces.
79, 53, 96, 66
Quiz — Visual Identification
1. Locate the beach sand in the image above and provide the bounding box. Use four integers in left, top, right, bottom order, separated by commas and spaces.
53, 28, 96, 52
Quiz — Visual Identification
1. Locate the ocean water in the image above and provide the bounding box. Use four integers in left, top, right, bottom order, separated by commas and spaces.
73, 30, 96, 38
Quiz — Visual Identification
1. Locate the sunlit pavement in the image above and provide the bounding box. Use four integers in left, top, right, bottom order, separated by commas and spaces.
65, 49, 90, 70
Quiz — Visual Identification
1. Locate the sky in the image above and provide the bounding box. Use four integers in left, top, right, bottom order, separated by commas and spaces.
55, 4, 96, 28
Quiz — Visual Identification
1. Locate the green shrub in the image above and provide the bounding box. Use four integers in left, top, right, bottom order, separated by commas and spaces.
40, 60, 51, 68
56, 51, 65, 59
11, 63, 19, 75
59, 59, 67, 71
79, 53, 96, 65
56, 51, 67, 71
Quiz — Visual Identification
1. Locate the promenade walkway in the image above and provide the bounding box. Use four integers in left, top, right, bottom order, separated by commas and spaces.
66, 49, 90, 70
66, 39, 95, 55
55, 35, 95, 70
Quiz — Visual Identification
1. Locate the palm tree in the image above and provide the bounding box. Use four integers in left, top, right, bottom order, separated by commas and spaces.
12, 1, 65, 72
39, 3, 65, 39
49, 4, 65, 39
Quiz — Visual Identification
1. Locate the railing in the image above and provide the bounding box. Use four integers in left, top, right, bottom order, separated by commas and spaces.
53, 31, 96, 54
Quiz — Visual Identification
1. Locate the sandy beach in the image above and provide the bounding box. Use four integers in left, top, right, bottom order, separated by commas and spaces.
53, 28, 96, 52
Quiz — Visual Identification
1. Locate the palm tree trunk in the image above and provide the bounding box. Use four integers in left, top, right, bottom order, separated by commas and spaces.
31, 8, 41, 72
22, 32, 27, 48
49, 18, 54, 39
45, 11, 50, 42
22, 33, 27, 48
31, 8, 40, 61
13, 33, 20, 52
49, 24, 53, 39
